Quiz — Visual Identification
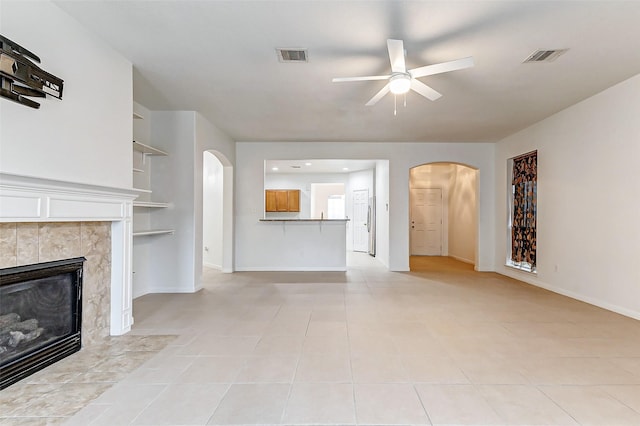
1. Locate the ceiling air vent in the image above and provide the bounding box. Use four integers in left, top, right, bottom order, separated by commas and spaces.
523, 49, 568, 63
277, 48, 308, 63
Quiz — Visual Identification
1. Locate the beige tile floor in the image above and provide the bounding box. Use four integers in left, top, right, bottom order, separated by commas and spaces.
5, 253, 640, 425
0, 335, 176, 425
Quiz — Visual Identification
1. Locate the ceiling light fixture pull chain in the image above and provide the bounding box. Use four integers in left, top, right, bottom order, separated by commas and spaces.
404, 93, 407, 108
394, 94, 397, 116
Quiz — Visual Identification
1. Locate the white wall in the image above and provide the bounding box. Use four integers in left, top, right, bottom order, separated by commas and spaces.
148, 111, 197, 293
195, 113, 235, 276
143, 111, 234, 292
203, 152, 224, 269
0, 0, 132, 189
235, 142, 494, 271
375, 160, 390, 267
448, 164, 477, 264
495, 73, 640, 319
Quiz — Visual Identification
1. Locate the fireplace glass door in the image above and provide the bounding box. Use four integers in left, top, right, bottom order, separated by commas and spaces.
0, 257, 84, 389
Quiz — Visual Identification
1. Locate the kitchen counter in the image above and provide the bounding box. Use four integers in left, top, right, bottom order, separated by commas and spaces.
242, 218, 349, 271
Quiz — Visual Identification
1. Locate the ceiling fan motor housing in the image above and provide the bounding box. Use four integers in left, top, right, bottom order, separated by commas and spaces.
389, 73, 411, 95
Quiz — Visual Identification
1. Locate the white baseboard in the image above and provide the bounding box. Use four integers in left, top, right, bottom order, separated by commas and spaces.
133, 290, 149, 299
147, 286, 199, 294
235, 266, 347, 272
203, 261, 222, 270
497, 267, 640, 321
449, 254, 474, 265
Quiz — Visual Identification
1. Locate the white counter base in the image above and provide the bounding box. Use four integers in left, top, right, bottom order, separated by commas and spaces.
236, 219, 348, 271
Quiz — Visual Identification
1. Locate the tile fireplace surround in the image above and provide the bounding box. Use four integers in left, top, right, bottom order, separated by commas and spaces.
1, 222, 111, 345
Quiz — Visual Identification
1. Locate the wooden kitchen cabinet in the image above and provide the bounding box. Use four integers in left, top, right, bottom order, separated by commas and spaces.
287, 189, 300, 212
265, 190, 277, 212
275, 190, 289, 211
265, 189, 300, 212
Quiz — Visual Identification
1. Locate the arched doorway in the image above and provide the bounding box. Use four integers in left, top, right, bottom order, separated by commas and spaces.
409, 162, 479, 271
202, 150, 233, 272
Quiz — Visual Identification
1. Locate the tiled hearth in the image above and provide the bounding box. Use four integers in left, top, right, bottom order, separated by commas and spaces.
0, 222, 111, 345
0, 334, 176, 424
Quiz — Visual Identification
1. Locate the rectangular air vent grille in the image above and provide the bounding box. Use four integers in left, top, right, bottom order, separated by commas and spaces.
523, 49, 568, 63
277, 48, 308, 63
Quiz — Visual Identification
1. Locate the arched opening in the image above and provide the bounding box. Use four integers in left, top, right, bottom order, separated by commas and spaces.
409, 162, 479, 271
202, 150, 233, 273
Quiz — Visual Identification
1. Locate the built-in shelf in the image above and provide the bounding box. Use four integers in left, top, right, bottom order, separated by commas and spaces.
133, 112, 144, 120
133, 201, 169, 208
133, 229, 175, 237
133, 167, 144, 173
133, 141, 168, 156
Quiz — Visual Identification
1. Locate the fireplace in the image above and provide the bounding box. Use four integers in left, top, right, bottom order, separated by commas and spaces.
0, 257, 85, 389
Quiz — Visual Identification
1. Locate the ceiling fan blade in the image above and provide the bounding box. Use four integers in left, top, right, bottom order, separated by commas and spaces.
387, 39, 406, 73
409, 57, 474, 78
332, 75, 390, 83
410, 80, 442, 101
365, 83, 390, 106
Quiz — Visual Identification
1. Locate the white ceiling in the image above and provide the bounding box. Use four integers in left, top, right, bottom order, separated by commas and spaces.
55, 0, 640, 143
265, 159, 378, 175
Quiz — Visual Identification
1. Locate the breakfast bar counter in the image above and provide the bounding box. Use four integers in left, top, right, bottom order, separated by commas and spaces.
253, 218, 349, 271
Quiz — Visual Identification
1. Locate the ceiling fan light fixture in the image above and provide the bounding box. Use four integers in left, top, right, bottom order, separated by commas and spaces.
389, 74, 411, 95
332, 39, 473, 106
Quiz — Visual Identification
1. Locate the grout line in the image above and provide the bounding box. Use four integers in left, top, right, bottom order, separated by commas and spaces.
204, 382, 233, 425
412, 383, 434, 426
600, 385, 640, 416
536, 384, 582, 425
344, 290, 359, 425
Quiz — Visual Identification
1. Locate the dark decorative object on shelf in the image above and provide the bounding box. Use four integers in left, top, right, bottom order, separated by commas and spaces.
0, 34, 64, 109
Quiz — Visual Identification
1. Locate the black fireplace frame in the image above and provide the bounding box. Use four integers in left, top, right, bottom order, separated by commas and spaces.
0, 257, 85, 389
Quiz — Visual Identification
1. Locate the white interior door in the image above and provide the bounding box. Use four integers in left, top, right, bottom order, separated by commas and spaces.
410, 188, 442, 255
353, 189, 369, 252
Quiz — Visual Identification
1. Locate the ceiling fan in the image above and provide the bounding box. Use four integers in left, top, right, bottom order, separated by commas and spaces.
332, 39, 474, 107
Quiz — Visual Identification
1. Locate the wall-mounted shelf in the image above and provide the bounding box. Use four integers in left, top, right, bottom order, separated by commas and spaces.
133, 229, 175, 237
133, 112, 144, 120
133, 201, 169, 208
133, 141, 168, 156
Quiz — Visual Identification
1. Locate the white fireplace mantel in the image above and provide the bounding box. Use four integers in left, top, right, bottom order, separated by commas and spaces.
0, 172, 139, 335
